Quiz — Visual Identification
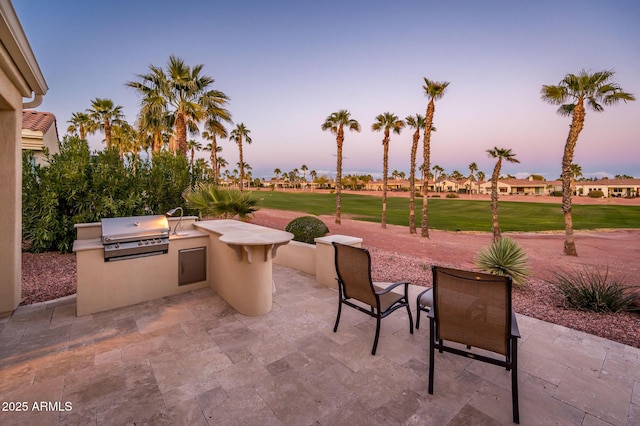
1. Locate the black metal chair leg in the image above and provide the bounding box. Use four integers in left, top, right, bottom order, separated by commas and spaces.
333, 297, 342, 332
428, 318, 435, 394
406, 301, 414, 334
512, 339, 520, 424
372, 314, 381, 355
415, 293, 423, 330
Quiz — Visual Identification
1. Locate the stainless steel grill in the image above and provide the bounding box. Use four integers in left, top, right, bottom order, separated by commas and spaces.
101, 215, 170, 261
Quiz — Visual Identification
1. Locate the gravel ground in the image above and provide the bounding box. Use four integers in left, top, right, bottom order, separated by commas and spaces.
20, 207, 640, 348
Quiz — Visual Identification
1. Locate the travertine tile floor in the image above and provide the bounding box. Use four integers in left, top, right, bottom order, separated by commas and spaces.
1, 265, 638, 425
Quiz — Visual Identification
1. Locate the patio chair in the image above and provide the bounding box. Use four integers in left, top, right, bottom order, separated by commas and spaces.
427, 265, 521, 424
414, 287, 433, 329
332, 242, 413, 355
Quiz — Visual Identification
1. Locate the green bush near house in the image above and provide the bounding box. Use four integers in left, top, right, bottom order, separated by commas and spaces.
474, 237, 530, 287
285, 216, 329, 244
445, 193, 459, 198
550, 267, 638, 313
588, 190, 605, 198
22, 136, 210, 253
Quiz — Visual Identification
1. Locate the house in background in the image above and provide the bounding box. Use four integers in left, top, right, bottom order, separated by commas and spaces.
479, 177, 553, 196
574, 179, 640, 197
22, 110, 58, 165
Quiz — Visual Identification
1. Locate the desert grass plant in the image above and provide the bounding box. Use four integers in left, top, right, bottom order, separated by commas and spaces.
284, 216, 329, 244
474, 236, 530, 287
551, 267, 637, 313
184, 184, 258, 220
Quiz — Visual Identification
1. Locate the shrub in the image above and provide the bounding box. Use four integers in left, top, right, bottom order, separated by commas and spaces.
550, 267, 637, 313
22, 136, 211, 253
551, 191, 562, 197
285, 216, 329, 244
588, 190, 604, 198
184, 184, 258, 219
445, 193, 459, 198
474, 237, 530, 287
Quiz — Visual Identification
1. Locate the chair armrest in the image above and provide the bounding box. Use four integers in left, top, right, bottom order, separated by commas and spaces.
511, 310, 521, 338
417, 288, 433, 310
374, 281, 409, 295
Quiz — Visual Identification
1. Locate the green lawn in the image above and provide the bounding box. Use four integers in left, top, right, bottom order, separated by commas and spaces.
252, 191, 640, 232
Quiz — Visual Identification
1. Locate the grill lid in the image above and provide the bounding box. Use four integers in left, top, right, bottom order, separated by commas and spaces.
101, 215, 170, 243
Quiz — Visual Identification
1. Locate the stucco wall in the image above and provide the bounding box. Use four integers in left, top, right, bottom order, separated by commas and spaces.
0, 69, 23, 316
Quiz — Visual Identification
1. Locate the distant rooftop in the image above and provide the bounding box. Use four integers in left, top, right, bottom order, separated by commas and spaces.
22, 110, 56, 133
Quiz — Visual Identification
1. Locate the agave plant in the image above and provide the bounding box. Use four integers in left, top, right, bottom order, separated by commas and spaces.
551, 267, 637, 313
474, 236, 530, 287
184, 184, 258, 220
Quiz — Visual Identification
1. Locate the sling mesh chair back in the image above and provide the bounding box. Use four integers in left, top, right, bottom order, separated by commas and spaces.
428, 265, 521, 423
332, 242, 413, 355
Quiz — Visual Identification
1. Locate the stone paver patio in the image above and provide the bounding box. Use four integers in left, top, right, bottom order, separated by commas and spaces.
1, 265, 638, 425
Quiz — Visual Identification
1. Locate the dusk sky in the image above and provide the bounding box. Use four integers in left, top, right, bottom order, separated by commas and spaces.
15, 0, 640, 180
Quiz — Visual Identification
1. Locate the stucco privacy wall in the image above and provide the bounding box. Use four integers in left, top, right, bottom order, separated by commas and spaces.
0, 0, 48, 316
0, 75, 22, 316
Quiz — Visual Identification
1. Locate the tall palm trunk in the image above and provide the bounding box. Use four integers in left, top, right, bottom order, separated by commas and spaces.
491, 159, 502, 241
175, 113, 187, 155
238, 140, 245, 191
562, 100, 585, 256
409, 128, 419, 234
335, 126, 344, 224
381, 129, 390, 229
211, 136, 218, 184
104, 121, 111, 149
153, 130, 162, 153
421, 100, 435, 237
79, 126, 86, 140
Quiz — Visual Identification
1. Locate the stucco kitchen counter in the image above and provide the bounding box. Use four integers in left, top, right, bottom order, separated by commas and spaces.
194, 220, 293, 315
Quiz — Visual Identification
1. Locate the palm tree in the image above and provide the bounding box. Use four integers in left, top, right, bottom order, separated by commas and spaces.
300, 164, 308, 187
86, 98, 124, 149
127, 55, 230, 156
229, 123, 252, 191
110, 120, 138, 159
541, 69, 635, 255
186, 139, 203, 167
310, 170, 317, 189
217, 157, 228, 181
404, 114, 425, 234
468, 162, 478, 195
203, 143, 222, 180
321, 110, 361, 224
487, 147, 520, 242
127, 63, 171, 152
202, 119, 229, 183
570, 163, 583, 196
135, 82, 173, 154
477, 171, 486, 182
421, 77, 450, 237
66, 112, 94, 140
372, 112, 405, 229
432, 164, 444, 189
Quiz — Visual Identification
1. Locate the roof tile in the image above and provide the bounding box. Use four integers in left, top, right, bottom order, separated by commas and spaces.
22, 110, 56, 133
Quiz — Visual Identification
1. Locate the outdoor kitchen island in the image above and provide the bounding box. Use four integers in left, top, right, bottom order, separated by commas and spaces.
194, 220, 294, 316
73, 218, 293, 316
73, 215, 210, 316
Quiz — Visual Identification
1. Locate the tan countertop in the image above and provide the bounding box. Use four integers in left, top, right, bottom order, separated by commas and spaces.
194, 220, 294, 263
